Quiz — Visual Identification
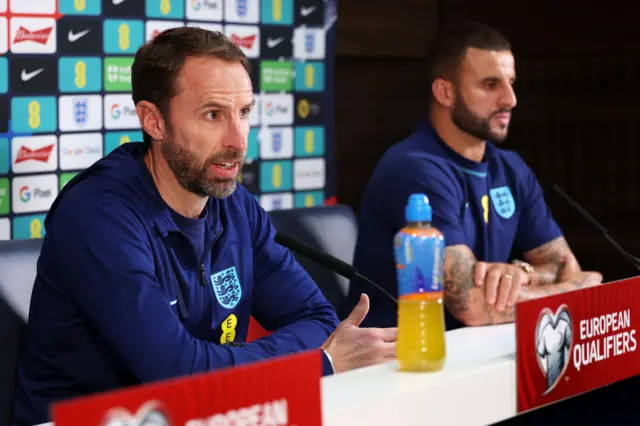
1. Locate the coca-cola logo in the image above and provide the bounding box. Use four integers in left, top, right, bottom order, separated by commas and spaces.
15, 144, 55, 164
14, 26, 53, 45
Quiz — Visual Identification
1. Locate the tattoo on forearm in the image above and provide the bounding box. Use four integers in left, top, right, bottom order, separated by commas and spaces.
483, 305, 516, 324
530, 237, 577, 282
443, 248, 475, 317
534, 238, 569, 265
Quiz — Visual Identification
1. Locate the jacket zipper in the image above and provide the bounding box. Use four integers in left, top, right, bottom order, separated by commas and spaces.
201, 226, 224, 320
200, 226, 224, 286
199, 264, 206, 286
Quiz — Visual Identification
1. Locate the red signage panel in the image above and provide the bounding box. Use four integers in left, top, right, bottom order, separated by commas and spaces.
516, 275, 640, 412
52, 350, 322, 426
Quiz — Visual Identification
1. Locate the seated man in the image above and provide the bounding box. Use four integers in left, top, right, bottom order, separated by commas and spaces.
12, 27, 396, 426
344, 22, 603, 330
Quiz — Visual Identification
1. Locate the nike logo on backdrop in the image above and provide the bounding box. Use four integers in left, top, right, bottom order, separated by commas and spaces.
112, 0, 127, 5
21, 68, 44, 82
68, 29, 90, 43
301, 6, 316, 16
267, 37, 284, 48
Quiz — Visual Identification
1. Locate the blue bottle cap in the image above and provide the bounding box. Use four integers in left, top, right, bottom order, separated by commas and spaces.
405, 193, 432, 222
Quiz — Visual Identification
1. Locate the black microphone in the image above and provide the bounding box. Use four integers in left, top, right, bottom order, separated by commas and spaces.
551, 184, 640, 271
274, 232, 398, 304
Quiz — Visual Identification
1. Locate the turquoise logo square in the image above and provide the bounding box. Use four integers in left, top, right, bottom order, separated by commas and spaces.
247, 128, 259, 161
260, 161, 292, 192
0, 58, 7, 94
105, 131, 143, 155
261, 0, 293, 25
59, 57, 102, 93
295, 62, 324, 92
294, 191, 324, 208
59, 0, 101, 15
0, 138, 8, 174
210, 266, 242, 309
11, 97, 57, 134
12, 214, 48, 240
104, 20, 144, 54
294, 126, 325, 157
146, 0, 185, 19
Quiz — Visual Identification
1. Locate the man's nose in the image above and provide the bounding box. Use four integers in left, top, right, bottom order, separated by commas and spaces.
501, 84, 517, 109
223, 119, 248, 152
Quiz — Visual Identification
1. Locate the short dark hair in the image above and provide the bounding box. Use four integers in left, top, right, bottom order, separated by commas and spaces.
427, 22, 511, 85
131, 26, 251, 147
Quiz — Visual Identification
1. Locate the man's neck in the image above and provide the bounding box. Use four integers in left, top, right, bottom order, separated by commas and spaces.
429, 108, 486, 163
144, 148, 207, 219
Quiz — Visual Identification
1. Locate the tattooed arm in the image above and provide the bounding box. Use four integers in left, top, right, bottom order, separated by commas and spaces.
444, 244, 603, 326
522, 236, 602, 286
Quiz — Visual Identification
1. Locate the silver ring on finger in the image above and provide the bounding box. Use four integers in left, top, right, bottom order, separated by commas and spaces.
503, 274, 513, 280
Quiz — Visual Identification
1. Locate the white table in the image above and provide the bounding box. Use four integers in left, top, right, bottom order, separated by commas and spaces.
36, 323, 517, 426
322, 323, 517, 426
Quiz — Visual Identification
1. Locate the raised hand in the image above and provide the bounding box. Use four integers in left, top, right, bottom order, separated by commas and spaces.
321, 294, 397, 373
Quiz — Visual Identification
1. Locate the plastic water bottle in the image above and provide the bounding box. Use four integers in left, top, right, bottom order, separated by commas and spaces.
394, 193, 446, 372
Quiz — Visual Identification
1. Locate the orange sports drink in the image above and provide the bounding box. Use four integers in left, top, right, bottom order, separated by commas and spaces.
394, 193, 446, 372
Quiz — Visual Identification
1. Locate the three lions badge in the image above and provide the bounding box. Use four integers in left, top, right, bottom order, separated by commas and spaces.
210, 266, 242, 309
490, 185, 516, 219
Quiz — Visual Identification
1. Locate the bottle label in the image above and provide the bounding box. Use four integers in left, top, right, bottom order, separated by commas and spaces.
394, 230, 444, 297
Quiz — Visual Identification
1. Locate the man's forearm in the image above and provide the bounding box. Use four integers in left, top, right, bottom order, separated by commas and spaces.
459, 277, 600, 326
526, 237, 582, 285
444, 245, 600, 326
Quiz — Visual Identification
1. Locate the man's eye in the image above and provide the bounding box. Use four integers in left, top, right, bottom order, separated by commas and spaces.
206, 111, 219, 120
240, 107, 251, 118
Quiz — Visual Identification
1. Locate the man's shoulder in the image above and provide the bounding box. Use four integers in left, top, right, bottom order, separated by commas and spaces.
45, 174, 155, 241
375, 134, 459, 182
360, 128, 465, 216
59, 175, 146, 214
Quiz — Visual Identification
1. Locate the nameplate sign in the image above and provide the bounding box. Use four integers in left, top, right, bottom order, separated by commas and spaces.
52, 350, 322, 426
516, 275, 640, 412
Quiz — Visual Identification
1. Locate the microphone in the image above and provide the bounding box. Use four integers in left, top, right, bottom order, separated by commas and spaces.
274, 232, 398, 304
551, 184, 640, 271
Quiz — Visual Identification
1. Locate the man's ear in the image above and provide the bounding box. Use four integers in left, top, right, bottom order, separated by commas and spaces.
431, 78, 455, 108
136, 101, 166, 142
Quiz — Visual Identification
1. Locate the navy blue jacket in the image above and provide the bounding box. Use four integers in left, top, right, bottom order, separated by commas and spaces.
12, 143, 339, 425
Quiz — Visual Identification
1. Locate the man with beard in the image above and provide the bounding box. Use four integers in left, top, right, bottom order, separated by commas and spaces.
12, 27, 396, 426
344, 22, 603, 331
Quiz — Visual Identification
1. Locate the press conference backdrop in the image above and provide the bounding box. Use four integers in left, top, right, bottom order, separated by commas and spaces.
0, 0, 336, 241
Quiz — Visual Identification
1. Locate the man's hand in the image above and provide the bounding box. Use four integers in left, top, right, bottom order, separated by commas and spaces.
473, 262, 529, 312
321, 294, 397, 374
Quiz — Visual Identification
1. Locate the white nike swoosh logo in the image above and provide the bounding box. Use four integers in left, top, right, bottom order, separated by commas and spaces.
68, 29, 90, 43
21, 68, 44, 82
113, 0, 126, 5
267, 37, 284, 48
301, 6, 316, 16
170, 300, 177, 306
